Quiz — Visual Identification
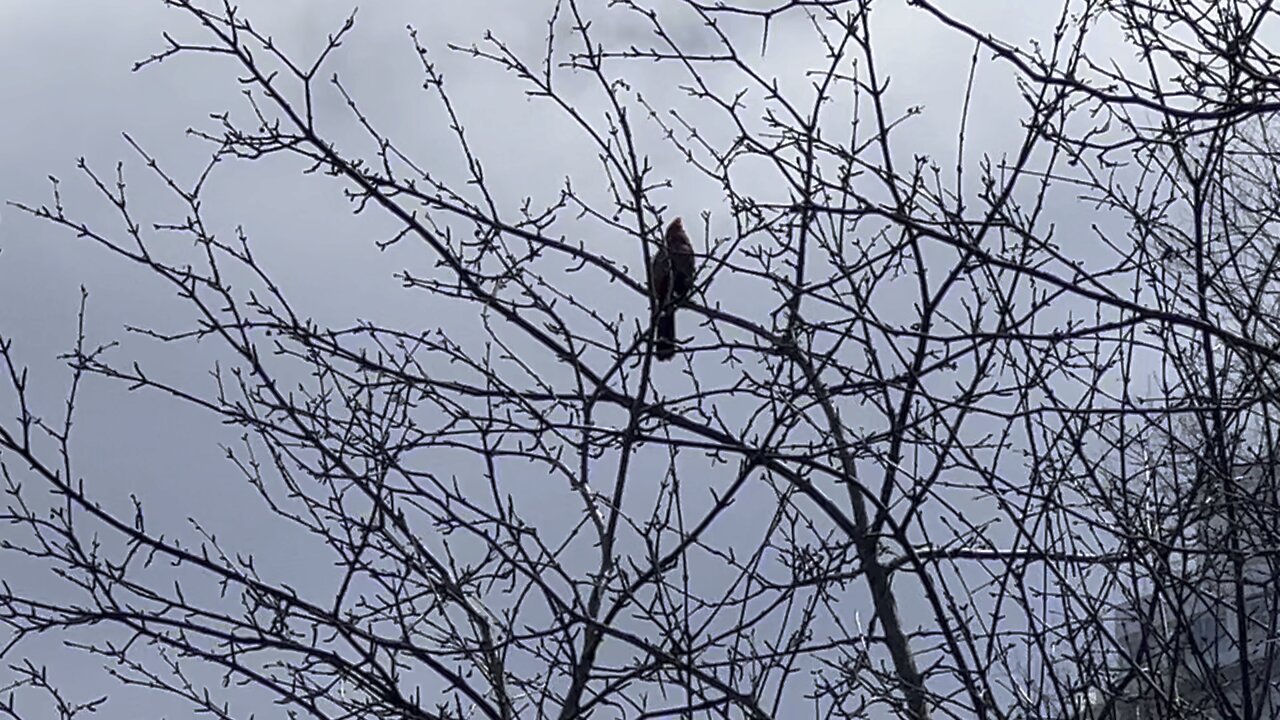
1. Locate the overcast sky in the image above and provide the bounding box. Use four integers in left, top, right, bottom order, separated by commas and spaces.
0, 2, 1126, 717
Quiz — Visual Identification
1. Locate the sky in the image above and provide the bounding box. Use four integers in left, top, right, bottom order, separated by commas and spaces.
0, 1, 1142, 718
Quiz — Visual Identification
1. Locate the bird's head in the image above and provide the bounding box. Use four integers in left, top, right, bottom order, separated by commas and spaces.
665, 217, 685, 241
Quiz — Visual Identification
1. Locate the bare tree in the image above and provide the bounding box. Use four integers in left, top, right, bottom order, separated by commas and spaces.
6, 1, 1280, 719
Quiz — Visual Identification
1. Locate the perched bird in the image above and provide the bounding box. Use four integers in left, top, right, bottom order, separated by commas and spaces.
650, 217, 696, 361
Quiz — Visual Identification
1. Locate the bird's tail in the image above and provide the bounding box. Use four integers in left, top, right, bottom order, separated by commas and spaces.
655, 310, 676, 361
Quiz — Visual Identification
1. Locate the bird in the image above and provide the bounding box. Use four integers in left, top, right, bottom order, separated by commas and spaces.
650, 217, 696, 361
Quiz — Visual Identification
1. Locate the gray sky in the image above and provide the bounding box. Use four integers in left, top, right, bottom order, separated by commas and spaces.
0, 1, 1121, 717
